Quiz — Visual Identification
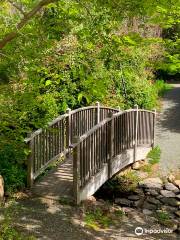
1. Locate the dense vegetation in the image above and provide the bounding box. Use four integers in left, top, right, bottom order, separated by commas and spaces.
0, 0, 179, 192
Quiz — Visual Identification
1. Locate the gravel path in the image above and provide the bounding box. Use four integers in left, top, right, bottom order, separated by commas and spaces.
155, 84, 180, 173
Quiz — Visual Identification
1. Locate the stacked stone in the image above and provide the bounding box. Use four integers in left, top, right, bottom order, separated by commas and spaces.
114, 177, 180, 232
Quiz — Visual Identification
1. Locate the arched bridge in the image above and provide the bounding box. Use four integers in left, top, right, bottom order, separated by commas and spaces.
25, 103, 156, 204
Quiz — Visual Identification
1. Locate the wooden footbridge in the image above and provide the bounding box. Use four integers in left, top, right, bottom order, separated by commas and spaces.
25, 103, 156, 204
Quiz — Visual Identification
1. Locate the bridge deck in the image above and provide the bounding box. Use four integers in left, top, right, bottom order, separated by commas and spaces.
31, 157, 73, 200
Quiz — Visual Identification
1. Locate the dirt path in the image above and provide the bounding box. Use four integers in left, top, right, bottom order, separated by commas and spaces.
155, 84, 180, 174
2, 196, 177, 240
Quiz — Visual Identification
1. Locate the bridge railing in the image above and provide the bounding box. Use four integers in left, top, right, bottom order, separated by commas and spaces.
72, 106, 156, 204
25, 102, 120, 187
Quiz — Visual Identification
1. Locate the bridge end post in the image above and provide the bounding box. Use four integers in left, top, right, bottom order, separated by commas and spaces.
26, 133, 34, 188
72, 136, 81, 205
134, 105, 139, 163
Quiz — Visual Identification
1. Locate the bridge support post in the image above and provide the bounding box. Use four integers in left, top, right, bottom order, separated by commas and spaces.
134, 105, 139, 162
73, 136, 80, 205
27, 133, 34, 188
108, 112, 114, 178
66, 108, 71, 156
96, 101, 100, 124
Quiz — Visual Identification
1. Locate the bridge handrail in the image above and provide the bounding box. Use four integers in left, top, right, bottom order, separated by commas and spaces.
72, 107, 156, 203
25, 102, 121, 186
25, 104, 120, 143
71, 108, 156, 148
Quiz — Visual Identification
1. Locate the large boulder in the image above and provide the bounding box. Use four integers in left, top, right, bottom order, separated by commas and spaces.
0, 175, 4, 202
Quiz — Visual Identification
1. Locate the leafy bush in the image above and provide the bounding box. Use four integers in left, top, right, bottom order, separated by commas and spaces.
154, 80, 172, 96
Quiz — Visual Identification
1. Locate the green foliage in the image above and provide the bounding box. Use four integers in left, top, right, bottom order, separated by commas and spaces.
106, 171, 141, 193
0, 0, 179, 192
147, 146, 161, 165
154, 80, 172, 96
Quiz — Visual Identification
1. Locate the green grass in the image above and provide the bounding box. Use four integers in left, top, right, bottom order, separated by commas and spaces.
84, 207, 124, 230
147, 146, 161, 165
154, 210, 174, 227
140, 164, 153, 173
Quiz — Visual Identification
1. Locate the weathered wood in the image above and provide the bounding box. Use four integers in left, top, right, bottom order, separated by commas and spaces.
152, 109, 156, 148
108, 112, 114, 178
134, 105, 139, 162
26, 104, 156, 193
66, 108, 71, 149
96, 101, 100, 124
73, 136, 81, 205
27, 133, 34, 188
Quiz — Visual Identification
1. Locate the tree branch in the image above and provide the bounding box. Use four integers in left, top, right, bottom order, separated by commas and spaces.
0, 0, 57, 50
7, 0, 26, 16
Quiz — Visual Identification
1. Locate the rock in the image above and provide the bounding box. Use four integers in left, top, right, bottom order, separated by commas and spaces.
133, 198, 145, 208
139, 177, 163, 190
148, 189, 159, 197
143, 209, 153, 215
147, 197, 161, 205
168, 174, 175, 183
171, 220, 179, 231
176, 194, 180, 200
175, 210, 180, 218
160, 190, 176, 198
156, 195, 163, 200
174, 180, 180, 189
161, 205, 177, 213
121, 207, 134, 214
115, 198, 132, 207
133, 188, 144, 196
165, 183, 179, 193
127, 195, 140, 201
132, 162, 140, 170
87, 196, 96, 202
0, 175, 4, 202
143, 201, 157, 210
160, 197, 180, 207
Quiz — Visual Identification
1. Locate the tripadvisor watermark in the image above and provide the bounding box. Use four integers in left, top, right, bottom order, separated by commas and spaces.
135, 226, 173, 236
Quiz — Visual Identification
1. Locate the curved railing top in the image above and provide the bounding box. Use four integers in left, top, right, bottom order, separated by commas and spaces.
25, 103, 120, 143
71, 107, 156, 147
